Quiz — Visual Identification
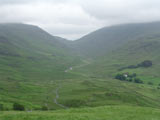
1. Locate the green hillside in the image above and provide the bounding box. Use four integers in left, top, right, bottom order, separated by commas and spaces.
1, 22, 160, 120
71, 22, 160, 84
62, 22, 160, 110
0, 23, 83, 110
0, 23, 82, 80
73, 22, 160, 58
78, 32, 160, 85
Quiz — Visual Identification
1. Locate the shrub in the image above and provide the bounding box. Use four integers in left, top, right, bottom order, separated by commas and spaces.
64, 99, 87, 108
132, 73, 137, 77
115, 74, 126, 81
115, 73, 137, 81
115, 73, 143, 84
134, 78, 143, 84
41, 106, 48, 111
0, 104, 4, 111
13, 103, 25, 111
128, 78, 133, 82
119, 60, 152, 71
148, 82, 154, 85
128, 73, 137, 78
138, 60, 152, 68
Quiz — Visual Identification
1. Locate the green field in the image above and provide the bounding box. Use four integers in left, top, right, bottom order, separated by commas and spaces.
1, 106, 160, 120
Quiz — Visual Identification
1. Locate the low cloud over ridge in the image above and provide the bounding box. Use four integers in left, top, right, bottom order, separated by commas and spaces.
0, 0, 160, 40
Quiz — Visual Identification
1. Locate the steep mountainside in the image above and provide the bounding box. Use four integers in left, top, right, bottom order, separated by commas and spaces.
75, 32, 160, 85
0, 23, 81, 81
0, 23, 84, 109
73, 22, 160, 58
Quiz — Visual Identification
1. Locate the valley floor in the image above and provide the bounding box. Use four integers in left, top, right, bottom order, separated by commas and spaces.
1, 105, 160, 120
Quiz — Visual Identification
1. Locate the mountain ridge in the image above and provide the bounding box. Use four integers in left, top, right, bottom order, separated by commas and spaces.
72, 21, 160, 58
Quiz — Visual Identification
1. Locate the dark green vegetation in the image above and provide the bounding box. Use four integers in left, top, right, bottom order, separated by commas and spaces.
13, 103, 25, 111
1, 22, 160, 119
115, 73, 143, 84
119, 60, 153, 71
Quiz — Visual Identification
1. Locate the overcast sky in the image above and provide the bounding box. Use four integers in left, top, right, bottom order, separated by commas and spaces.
0, 0, 160, 40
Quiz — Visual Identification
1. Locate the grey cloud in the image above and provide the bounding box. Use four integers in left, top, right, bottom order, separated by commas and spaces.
80, 0, 160, 25
0, 0, 160, 39
0, 0, 73, 4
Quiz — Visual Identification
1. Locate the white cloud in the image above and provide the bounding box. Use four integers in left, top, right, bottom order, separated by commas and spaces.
79, 0, 160, 24
0, 1, 104, 39
0, 0, 160, 39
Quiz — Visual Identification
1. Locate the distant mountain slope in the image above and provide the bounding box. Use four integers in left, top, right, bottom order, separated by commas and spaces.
76, 32, 160, 85
0, 23, 70, 56
0, 23, 82, 82
0, 23, 86, 110
73, 22, 160, 58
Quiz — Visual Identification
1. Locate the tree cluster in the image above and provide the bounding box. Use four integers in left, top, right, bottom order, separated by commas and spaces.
115, 73, 143, 84
13, 103, 25, 111
119, 60, 152, 71
138, 60, 152, 68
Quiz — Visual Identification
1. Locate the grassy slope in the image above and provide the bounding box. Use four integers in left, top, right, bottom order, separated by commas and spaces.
57, 78, 160, 108
73, 22, 160, 58
1, 22, 160, 120
75, 32, 160, 84
0, 23, 83, 110
57, 25, 160, 109
1, 106, 160, 120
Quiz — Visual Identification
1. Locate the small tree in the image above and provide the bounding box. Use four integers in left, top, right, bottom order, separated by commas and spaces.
128, 78, 133, 82
134, 78, 143, 84
41, 106, 48, 111
132, 73, 137, 77
115, 74, 126, 81
128, 73, 137, 78
13, 103, 25, 111
0, 104, 4, 111
148, 82, 154, 85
